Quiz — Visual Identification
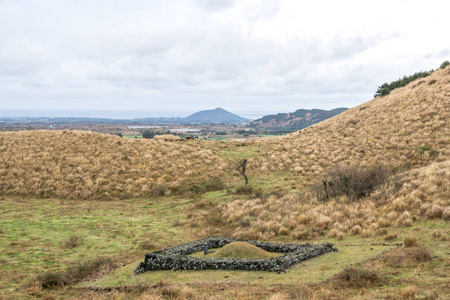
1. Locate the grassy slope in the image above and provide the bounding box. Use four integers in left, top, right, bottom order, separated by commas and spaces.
0, 196, 196, 298
0, 67, 449, 299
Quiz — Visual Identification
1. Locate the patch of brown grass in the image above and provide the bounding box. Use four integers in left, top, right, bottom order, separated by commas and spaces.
382, 246, 432, 268
34, 257, 114, 289
0, 130, 227, 199
332, 267, 382, 289
399, 285, 417, 299
403, 236, 417, 247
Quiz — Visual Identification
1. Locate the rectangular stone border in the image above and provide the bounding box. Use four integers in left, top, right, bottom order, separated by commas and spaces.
134, 237, 336, 274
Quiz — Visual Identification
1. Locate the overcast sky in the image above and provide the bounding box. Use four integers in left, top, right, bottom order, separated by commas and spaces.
1, 0, 449, 118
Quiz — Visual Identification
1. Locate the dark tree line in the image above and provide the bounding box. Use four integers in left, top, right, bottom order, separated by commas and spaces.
374, 60, 449, 98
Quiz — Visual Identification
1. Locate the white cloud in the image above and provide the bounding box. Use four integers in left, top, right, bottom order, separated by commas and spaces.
0, 0, 449, 116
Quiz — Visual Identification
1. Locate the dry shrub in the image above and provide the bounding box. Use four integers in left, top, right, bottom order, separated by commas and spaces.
327, 229, 339, 238
443, 207, 450, 220
312, 164, 389, 202
62, 234, 84, 249
399, 285, 417, 299
34, 257, 113, 289
269, 293, 290, 300
376, 228, 388, 236
159, 285, 181, 299
403, 236, 417, 247
351, 225, 362, 235
432, 230, 447, 241
384, 232, 398, 241
409, 247, 432, 262
287, 285, 313, 299
152, 280, 190, 300
383, 246, 432, 267
361, 229, 372, 238
333, 267, 381, 288
26, 281, 43, 297
193, 198, 214, 210
139, 241, 156, 251
424, 204, 443, 219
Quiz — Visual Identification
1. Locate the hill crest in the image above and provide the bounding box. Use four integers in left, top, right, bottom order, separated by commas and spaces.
184, 108, 249, 123
250, 108, 348, 130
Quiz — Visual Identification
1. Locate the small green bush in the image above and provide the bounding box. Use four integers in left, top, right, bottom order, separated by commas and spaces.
416, 145, 438, 156
440, 60, 449, 69
234, 185, 254, 195
187, 178, 225, 195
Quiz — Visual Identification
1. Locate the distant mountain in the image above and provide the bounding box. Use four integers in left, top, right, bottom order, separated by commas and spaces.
0, 109, 249, 125
184, 108, 250, 123
250, 108, 348, 130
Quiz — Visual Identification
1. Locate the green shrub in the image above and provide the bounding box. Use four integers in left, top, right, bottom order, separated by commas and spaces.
203, 178, 225, 191
187, 178, 225, 195
234, 185, 254, 195
416, 145, 438, 156
374, 70, 431, 97
440, 60, 449, 69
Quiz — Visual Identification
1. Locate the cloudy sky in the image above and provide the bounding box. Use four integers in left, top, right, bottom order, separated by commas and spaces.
1, 0, 449, 118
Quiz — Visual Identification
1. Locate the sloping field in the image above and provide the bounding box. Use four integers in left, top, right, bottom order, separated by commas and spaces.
0, 66, 449, 299
201, 67, 449, 242
0, 130, 227, 199
251, 67, 450, 176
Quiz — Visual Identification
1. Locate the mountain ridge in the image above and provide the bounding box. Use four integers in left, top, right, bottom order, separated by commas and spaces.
250, 107, 348, 130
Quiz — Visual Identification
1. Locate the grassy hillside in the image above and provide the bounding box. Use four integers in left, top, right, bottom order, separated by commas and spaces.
249, 107, 348, 131
0, 66, 448, 299
209, 66, 449, 241
0, 130, 227, 199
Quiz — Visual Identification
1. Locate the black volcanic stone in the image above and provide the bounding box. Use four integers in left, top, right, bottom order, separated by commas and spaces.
134, 237, 335, 275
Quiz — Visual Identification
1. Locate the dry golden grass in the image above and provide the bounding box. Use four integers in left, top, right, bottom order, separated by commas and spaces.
251, 67, 450, 177
204, 67, 450, 240
0, 130, 227, 199
0, 65, 449, 299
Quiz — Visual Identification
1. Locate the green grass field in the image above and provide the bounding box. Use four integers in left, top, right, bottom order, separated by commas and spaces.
1, 193, 448, 299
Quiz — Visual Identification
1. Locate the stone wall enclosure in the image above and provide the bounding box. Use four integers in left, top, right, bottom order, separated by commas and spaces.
134, 237, 336, 274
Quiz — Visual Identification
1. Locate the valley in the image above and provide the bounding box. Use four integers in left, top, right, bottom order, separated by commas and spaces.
0, 66, 449, 299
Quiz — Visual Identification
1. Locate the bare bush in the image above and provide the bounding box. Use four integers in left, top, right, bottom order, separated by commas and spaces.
312, 164, 389, 201
333, 267, 382, 288
403, 236, 417, 247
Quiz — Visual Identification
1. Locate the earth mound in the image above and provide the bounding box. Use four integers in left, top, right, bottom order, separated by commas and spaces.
209, 241, 280, 259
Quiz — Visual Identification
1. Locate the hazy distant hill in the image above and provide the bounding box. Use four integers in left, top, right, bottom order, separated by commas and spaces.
184, 108, 250, 123
250, 108, 348, 130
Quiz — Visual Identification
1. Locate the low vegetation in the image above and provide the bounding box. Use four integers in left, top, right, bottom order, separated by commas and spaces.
0, 65, 448, 298
0, 130, 228, 199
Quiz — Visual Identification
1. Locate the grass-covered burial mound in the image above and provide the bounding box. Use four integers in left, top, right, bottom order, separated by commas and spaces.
208, 242, 280, 259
